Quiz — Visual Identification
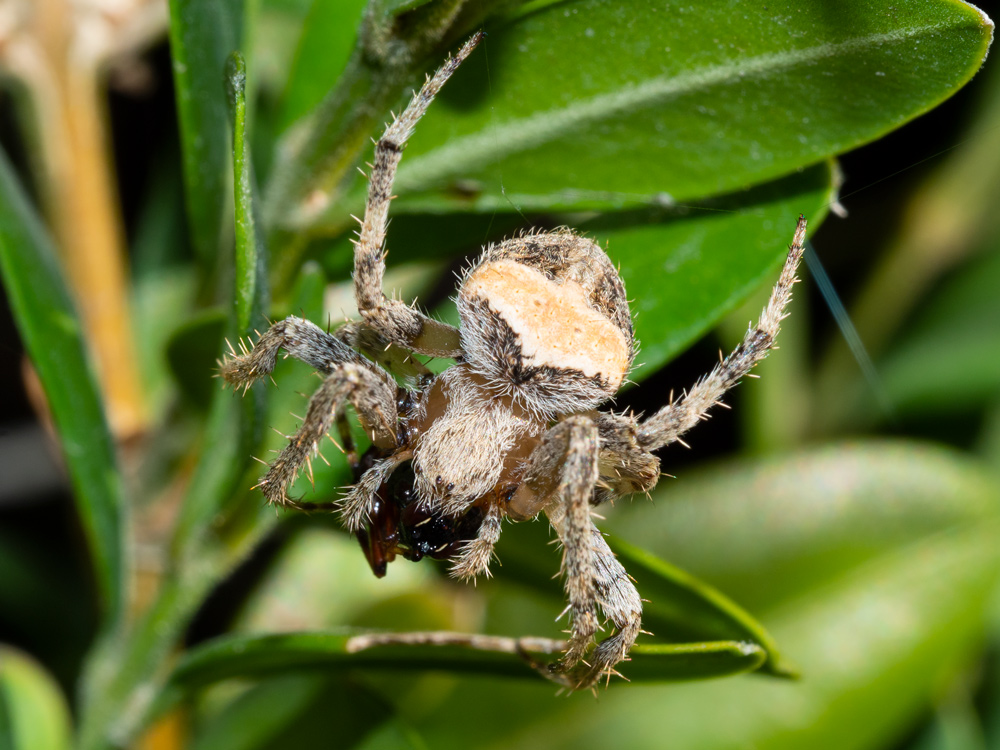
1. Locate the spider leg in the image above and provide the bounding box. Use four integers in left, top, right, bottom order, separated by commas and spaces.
449, 503, 503, 580
220, 316, 379, 386
341, 454, 405, 532
518, 416, 643, 688
525, 415, 599, 672
336, 320, 433, 381
257, 363, 398, 510
353, 32, 483, 359
637, 216, 807, 452
571, 522, 643, 688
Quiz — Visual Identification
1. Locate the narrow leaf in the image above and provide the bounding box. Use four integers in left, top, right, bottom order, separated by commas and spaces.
172, 53, 271, 553
611, 540, 792, 677
168, 0, 245, 266
166, 631, 765, 693
0, 149, 125, 623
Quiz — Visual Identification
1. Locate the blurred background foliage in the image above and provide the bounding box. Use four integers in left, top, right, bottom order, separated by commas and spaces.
0, 0, 999, 748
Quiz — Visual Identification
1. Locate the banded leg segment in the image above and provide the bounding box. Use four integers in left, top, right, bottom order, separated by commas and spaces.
258, 363, 398, 510
220, 317, 375, 386
637, 216, 807, 451
531, 416, 602, 670
353, 32, 483, 358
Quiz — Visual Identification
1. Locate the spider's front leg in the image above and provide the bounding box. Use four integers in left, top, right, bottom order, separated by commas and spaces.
220, 316, 371, 388
353, 32, 483, 359
524, 416, 643, 688
251, 362, 398, 511
637, 215, 807, 451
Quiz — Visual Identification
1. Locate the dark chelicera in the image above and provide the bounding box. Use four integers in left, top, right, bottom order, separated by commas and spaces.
354, 449, 486, 578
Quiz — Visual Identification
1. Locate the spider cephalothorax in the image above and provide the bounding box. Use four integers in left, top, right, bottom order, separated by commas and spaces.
220, 31, 807, 689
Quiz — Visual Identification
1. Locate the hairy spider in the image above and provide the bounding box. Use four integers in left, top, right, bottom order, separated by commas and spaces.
221, 31, 807, 689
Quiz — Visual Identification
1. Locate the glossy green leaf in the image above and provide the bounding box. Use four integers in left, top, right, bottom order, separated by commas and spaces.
166, 631, 764, 692
622, 641, 766, 682
0, 646, 72, 750
168, 0, 245, 266
0, 149, 125, 624
593, 164, 832, 377
315, 0, 991, 226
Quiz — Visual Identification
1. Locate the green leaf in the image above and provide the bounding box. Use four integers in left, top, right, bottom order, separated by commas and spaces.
604, 441, 1000, 612
876, 248, 1000, 417
166, 631, 764, 692
318, 0, 992, 224
189, 675, 400, 750
168, 0, 245, 266
611, 541, 791, 677
227, 51, 271, 333
592, 163, 833, 377
0, 646, 72, 750
622, 641, 766, 682
0, 148, 125, 624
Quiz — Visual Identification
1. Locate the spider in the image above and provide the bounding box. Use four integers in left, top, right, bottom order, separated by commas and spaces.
221, 30, 808, 690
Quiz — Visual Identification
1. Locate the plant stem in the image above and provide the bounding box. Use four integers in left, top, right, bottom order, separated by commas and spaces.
9, 0, 149, 440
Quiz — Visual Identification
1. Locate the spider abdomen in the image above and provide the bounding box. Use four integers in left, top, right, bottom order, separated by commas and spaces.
457, 231, 636, 418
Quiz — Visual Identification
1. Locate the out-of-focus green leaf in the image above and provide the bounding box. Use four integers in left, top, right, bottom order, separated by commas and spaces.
168, 0, 245, 266
0, 646, 72, 750
189, 675, 402, 750
235, 529, 435, 634
277, 0, 368, 131
166, 309, 227, 408
605, 441, 1000, 612
403, 443, 1000, 750
875, 248, 1000, 417
612, 541, 791, 677
381, 0, 437, 14
314, 0, 991, 226
0, 149, 125, 624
